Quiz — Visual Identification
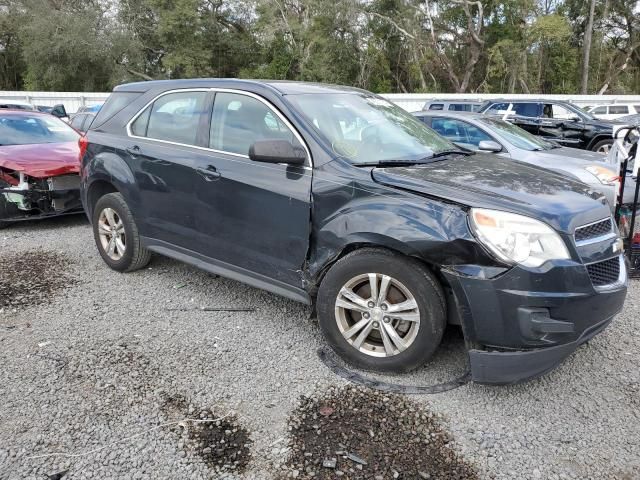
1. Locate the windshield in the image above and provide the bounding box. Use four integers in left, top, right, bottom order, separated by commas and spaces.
479, 117, 555, 151
0, 114, 79, 146
287, 93, 456, 164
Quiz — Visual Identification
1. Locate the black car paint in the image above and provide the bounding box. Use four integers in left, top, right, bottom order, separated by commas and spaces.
479, 99, 617, 151
81, 80, 627, 384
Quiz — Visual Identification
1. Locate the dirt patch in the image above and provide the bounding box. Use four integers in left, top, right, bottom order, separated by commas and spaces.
161, 394, 253, 473
284, 385, 478, 479
0, 250, 75, 309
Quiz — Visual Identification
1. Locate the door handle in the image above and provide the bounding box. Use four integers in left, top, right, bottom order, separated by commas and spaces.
126, 145, 141, 156
196, 165, 221, 181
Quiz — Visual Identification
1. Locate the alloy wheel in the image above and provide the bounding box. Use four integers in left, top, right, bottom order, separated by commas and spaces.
334, 273, 421, 358
97, 207, 126, 261
597, 144, 611, 154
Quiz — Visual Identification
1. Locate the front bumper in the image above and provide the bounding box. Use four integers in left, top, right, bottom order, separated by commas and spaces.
0, 187, 83, 223
443, 256, 628, 385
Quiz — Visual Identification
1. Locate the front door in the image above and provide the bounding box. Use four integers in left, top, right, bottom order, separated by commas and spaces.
193, 91, 312, 288
538, 103, 585, 148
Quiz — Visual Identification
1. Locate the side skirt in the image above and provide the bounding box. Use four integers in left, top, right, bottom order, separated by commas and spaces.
141, 236, 312, 305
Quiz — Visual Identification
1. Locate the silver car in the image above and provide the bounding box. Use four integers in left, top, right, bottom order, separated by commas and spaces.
413, 111, 636, 210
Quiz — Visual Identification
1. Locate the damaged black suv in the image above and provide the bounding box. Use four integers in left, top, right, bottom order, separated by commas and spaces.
80, 80, 627, 384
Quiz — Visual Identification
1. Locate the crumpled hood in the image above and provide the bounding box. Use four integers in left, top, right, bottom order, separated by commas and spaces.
0, 142, 80, 178
371, 153, 612, 233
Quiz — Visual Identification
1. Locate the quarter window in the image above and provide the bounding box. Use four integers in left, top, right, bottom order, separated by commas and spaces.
209, 92, 299, 156
70, 115, 85, 130
132, 91, 208, 146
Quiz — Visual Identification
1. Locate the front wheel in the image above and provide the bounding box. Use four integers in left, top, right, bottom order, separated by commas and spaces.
316, 249, 446, 373
92, 192, 151, 272
592, 139, 613, 154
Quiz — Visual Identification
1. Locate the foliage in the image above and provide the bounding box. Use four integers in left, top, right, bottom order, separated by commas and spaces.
0, 0, 638, 93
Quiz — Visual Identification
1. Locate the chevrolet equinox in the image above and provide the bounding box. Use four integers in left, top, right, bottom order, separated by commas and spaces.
79, 80, 628, 384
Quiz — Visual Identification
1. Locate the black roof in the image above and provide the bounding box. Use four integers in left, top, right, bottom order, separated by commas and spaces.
114, 78, 368, 96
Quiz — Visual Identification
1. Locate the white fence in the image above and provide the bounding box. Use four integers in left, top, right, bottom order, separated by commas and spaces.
2, 89, 640, 114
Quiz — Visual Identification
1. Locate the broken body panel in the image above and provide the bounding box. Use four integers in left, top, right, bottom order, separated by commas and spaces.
0, 141, 83, 224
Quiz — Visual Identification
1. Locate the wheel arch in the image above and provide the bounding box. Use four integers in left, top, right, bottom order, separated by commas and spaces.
586, 134, 613, 151
86, 179, 119, 217
308, 235, 445, 293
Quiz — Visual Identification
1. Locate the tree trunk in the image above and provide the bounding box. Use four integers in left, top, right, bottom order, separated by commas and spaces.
598, 43, 640, 94
581, 0, 597, 94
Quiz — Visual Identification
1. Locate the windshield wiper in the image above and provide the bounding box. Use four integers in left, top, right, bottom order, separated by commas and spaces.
356, 159, 434, 167
429, 149, 472, 158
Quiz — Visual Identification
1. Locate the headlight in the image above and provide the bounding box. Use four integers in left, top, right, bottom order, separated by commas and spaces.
585, 165, 619, 185
469, 208, 570, 267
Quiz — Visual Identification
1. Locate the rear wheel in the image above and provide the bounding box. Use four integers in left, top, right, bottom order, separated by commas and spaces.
317, 248, 446, 373
92, 192, 151, 272
592, 139, 613, 154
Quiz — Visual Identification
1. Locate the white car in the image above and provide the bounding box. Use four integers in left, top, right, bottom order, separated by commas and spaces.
588, 104, 640, 120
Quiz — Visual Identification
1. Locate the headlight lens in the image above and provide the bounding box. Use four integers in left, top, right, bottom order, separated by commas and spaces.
585, 165, 619, 185
469, 208, 570, 267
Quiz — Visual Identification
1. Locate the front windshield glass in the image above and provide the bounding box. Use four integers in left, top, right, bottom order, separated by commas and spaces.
287, 93, 456, 164
0, 114, 79, 146
480, 117, 555, 151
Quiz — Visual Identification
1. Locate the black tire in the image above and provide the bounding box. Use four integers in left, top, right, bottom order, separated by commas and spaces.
92, 192, 151, 272
316, 248, 446, 373
591, 138, 613, 154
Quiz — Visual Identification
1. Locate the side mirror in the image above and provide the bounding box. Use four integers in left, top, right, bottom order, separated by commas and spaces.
568, 115, 581, 122
478, 140, 503, 153
248, 139, 306, 165
50, 104, 67, 118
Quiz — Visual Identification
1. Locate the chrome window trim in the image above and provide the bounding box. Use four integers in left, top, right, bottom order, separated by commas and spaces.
125, 87, 313, 167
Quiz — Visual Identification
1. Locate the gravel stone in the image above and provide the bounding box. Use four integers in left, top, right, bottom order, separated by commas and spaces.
0, 216, 639, 479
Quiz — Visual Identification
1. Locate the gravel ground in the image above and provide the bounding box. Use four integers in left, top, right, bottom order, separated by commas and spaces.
0, 215, 639, 480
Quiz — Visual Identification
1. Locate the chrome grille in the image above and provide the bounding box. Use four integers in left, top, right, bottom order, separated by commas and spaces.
586, 257, 620, 287
575, 218, 613, 243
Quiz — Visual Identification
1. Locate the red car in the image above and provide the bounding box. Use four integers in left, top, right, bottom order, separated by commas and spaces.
0, 110, 82, 228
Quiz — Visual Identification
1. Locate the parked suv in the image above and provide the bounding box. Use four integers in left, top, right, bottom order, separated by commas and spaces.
80, 80, 627, 384
479, 99, 620, 153
422, 99, 483, 112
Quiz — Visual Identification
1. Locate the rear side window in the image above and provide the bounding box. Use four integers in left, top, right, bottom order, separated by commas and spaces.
511, 103, 539, 117
209, 92, 300, 156
609, 105, 629, 115
428, 103, 444, 111
92, 92, 141, 129
634, 106, 640, 113
448, 103, 472, 112
133, 91, 208, 146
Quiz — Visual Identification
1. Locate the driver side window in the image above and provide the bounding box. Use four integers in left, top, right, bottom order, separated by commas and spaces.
209, 92, 301, 156
431, 118, 492, 149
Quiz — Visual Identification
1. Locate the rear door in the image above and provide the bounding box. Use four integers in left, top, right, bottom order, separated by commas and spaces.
509, 102, 542, 135
192, 90, 312, 287
125, 89, 214, 248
